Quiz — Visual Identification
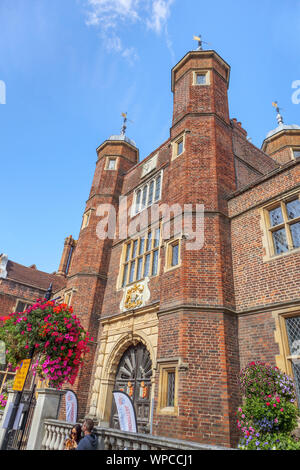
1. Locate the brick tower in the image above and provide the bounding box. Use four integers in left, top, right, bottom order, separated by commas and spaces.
151, 50, 240, 447
63, 134, 139, 417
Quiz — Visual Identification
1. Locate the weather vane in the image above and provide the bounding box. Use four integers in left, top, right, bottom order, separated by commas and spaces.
121, 112, 133, 136
272, 101, 284, 125
193, 34, 209, 51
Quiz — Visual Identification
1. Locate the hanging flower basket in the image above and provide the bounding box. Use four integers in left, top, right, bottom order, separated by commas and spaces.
0, 300, 92, 389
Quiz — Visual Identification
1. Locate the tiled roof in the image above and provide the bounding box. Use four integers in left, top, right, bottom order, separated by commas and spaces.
6, 260, 66, 293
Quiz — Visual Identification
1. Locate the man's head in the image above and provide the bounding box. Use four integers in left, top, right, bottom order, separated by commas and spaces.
82, 419, 94, 435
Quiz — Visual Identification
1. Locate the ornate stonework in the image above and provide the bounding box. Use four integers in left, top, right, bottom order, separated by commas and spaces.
120, 278, 151, 312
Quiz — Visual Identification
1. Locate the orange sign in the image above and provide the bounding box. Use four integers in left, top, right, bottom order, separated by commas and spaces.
13, 359, 31, 391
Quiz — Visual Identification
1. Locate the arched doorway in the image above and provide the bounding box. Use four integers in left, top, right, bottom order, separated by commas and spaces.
110, 342, 152, 433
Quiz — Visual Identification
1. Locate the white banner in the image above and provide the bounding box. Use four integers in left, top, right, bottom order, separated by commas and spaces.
65, 390, 78, 424
113, 391, 137, 433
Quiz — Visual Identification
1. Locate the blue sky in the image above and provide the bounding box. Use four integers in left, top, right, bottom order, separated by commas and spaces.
0, 0, 299, 273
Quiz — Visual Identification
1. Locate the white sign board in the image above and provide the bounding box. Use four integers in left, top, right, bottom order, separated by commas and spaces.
113, 391, 137, 433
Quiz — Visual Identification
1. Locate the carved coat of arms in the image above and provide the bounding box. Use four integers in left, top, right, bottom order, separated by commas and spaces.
120, 278, 151, 312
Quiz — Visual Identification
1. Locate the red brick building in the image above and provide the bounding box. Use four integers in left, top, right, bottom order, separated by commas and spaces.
1, 47, 300, 448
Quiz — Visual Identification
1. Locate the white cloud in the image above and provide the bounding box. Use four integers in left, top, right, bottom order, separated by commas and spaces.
84, 0, 175, 62
147, 0, 174, 34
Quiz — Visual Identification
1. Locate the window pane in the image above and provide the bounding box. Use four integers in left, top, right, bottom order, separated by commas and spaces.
285, 316, 300, 405
141, 186, 148, 209
177, 140, 183, 155
294, 150, 300, 159
152, 250, 159, 276
137, 258, 143, 280
196, 73, 206, 85
122, 264, 128, 287
154, 228, 160, 248
125, 243, 131, 262
290, 222, 300, 249
286, 199, 300, 220
272, 229, 288, 254
148, 180, 154, 206
269, 206, 284, 227
16, 301, 26, 313
167, 372, 175, 407
155, 175, 161, 201
135, 190, 141, 214
144, 254, 151, 277
129, 261, 136, 284
146, 232, 152, 251
139, 237, 145, 255
171, 243, 179, 266
132, 240, 138, 259
108, 159, 116, 170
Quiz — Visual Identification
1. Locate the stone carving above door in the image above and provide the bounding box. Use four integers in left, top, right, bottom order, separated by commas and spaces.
120, 278, 151, 312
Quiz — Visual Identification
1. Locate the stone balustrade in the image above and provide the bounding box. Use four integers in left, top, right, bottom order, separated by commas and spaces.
42, 419, 231, 451
42, 420, 73, 450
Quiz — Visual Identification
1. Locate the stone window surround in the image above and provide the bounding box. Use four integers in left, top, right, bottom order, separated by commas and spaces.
274, 307, 300, 407
171, 131, 186, 161
292, 148, 300, 160
157, 359, 179, 416
105, 156, 118, 171
14, 299, 32, 313
164, 237, 182, 273
261, 190, 300, 261
192, 69, 211, 86
81, 208, 93, 231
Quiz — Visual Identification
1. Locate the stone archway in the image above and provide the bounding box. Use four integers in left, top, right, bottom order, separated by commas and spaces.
110, 342, 152, 433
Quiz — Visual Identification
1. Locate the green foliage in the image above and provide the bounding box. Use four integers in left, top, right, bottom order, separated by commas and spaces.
237, 361, 300, 451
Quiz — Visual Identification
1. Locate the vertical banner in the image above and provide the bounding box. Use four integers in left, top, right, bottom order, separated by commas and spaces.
65, 390, 78, 424
0, 341, 5, 365
113, 390, 138, 433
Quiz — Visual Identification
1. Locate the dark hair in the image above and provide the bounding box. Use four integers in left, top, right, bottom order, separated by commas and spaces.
83, 419, 94, 433
71, 424, 82, 443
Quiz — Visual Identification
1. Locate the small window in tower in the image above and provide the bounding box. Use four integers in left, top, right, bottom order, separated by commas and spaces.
165, 238, 181, 271
172, 132, 186, 160
293, 149, 300, 159
177, 139, 184, 156
107, 158, 117, 170
158, 362, 178, 415
193, 70, 210, 86
196, 73, 207, 85
81, 210, 91, 230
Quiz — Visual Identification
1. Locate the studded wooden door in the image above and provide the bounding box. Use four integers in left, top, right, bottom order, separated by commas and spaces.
110, 343, 152, 433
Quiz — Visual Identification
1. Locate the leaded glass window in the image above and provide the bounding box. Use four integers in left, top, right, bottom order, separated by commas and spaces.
134, 171, 163, 215
121, 227, 161, 287
167, 372, 175, 407
267, 197, 300, 256
285, 316, 300, 406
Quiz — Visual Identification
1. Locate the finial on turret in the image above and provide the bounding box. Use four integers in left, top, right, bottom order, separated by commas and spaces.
272, 101, 284, 126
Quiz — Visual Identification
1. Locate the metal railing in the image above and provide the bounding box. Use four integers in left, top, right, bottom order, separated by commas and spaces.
42, 419, 231, 451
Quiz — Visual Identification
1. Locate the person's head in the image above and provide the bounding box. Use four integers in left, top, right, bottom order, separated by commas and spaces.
70, 424, 82, 442
82, 419, 94, 435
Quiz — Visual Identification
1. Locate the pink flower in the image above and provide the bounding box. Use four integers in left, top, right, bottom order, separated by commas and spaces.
266, 402, 270, 406
280, 408, 284, 412
273, 404, 277, 408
